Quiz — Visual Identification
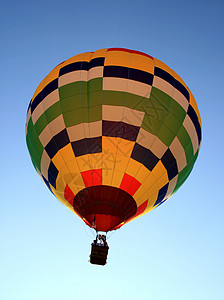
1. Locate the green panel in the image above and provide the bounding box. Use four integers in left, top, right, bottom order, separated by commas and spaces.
88, 105, 102, 122
177, 126, 193, 164
26, 118, 44, 171
141, 113, 163, 135
163, 112, 182, 135
173, 149, 199, 194
192, 149, 199, 165
169, 99, 186, 123
88, 91, 103, 107
63, 108, 89, 127
149, 87, 172, 111
63, 105, 102, 127
60, 93, 88, 112
102, 90, 149, 111
87, 78, 103, 93
157, 123, 176, 146
173, 166, 190, 193
34, 115, 48, 136
59, 81, 87, 99
185, 143, 194, 165
34, 102, 62, 135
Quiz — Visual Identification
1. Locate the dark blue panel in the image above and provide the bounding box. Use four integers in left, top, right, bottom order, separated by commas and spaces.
161, 149, 178, 180
104, 66, 129, 79
129, 68, 153, 85
104, 66, 153, 85
48, 162, 58, 189
71, 137, 102, 157
174, 79, 189, 101
45, 129, 70, 159
89, 57, 105, 69
153, 183, 169, 206
131, 143, 159, 171
59, 61, 89, 76
154, 67, 175, 86
102, 120, 140, 141
187, 104, 202, 145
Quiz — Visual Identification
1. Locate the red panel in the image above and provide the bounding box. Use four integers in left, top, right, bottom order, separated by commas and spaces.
120, 173, 141, 196
81, 169, 102, 187
108, 47, 132, 53
64, 184, 74, 205
107, 48, 153, 60
135, 200, 148, 217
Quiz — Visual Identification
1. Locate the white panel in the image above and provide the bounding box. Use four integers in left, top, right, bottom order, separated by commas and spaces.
183, 115, 198, 154
103, 77, 127, 92
153, 77, 174, 98
42, 89, 60, 111
40, 150, 51, 179
32, 102, 44, 125
59, 70, 88, 87
127, 79, 152, 98
88, 66, 104, 80
169, 137, 187, 172
136, 128, 167, 158
166, 175, 178, 197
67, 121, 102, 141
39, 115, 65, 147
173, 89, 189, 112
102, 105, 145, 127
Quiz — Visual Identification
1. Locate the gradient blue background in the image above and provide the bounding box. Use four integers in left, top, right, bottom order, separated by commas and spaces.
1, 0, 224, 299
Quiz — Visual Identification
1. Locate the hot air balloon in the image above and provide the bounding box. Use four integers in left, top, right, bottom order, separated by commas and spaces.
26, 48, 202, 265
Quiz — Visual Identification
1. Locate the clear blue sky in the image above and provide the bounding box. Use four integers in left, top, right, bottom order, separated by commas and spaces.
1, 0, 224, 299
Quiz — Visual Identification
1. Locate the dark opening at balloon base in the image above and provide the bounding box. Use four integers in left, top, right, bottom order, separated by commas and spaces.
89, 234, 109, 266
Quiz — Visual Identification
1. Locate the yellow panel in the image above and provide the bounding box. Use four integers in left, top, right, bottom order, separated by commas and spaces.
151, 161, 168, 183
89, 153, 103, 170
52, 144, 75, 171
56, 169, 73, 188
62, 52, 92, 66
76, 154, 92, 172
130, 53, 154, 74
114, 154, 129, 172
102, 152, 115, 171
57, 163, 85, 191
133, 185, 147, 205
102, 168, 113, 185
117, 138, 135, 157
134, 165, 151, 184
145, 192, 158, 212
91, 48, 108, 59
189, 91, 202, 127
111, 170, 124, 188
102, 136, 119, 154
145, 172, 168, 203
125, 158, 141, 178
142, 172, 157, 191
66, 158, 80, 174
105, 50, 131, 68
155, 172, 169, 191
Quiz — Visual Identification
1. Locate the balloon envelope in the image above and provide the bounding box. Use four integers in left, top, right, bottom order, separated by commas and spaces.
26, 48, 202, 232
